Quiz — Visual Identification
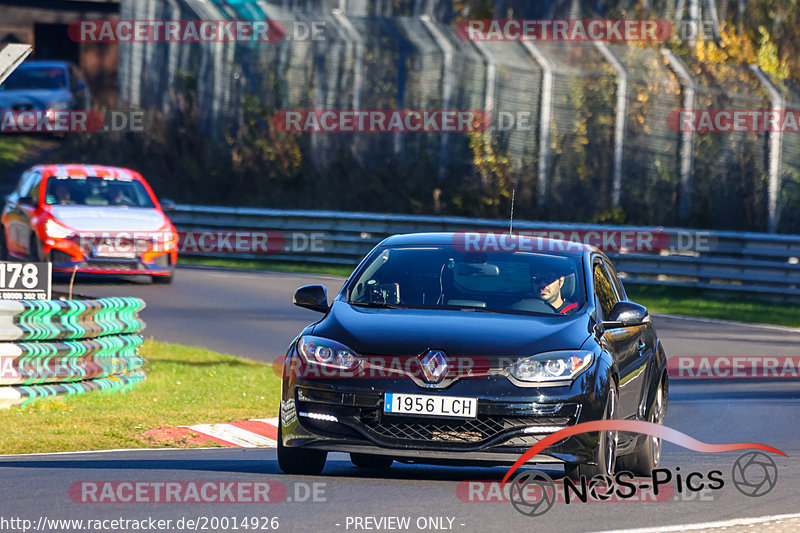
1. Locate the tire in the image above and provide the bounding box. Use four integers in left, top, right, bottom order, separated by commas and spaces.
350, 453, 393, 470
617, 376, 667, 476
29, 234, 43, 262
277, 424, 327, 475
565, 383, 619, 480
0, 227, 8, 261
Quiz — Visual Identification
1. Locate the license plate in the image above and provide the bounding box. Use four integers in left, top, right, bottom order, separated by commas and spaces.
384, 393, 477, 419
93, 246, 137, 259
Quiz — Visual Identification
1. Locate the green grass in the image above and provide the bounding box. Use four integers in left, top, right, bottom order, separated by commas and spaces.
0, 340, 281, 455
625, 284, 800, 328
0, 135, 41, 175
179, 255, 354, 277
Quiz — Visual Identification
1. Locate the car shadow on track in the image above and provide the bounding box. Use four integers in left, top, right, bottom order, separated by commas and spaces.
0, 451, 564, 483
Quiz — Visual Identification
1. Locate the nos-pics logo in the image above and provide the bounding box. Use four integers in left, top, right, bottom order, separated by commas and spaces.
500, 420, 783, 517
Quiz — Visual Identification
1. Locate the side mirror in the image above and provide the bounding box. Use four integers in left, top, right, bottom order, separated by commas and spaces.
160, 199, 176, 212
76, 81, 87, 90
602, 301, 649, 329
293, 285, 329, 313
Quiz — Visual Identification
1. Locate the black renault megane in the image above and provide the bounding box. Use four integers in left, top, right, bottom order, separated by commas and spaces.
278, 233, 668, 477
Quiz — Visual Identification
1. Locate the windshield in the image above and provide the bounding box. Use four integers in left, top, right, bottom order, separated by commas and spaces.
44, 176, 156, 208
0, 66, 67, 91
348, 246, 585, 316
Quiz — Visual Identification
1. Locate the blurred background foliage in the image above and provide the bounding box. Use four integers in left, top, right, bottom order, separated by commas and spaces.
51, 0, 800, 232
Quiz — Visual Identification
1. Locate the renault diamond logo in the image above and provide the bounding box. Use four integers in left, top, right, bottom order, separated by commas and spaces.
420, 350, 449, 383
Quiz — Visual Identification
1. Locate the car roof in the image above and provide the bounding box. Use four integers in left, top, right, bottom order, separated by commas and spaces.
30, 164, 144, 181
379, 232, 596, 257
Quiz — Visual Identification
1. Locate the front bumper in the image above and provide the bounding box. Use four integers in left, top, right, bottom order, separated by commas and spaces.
46, 240, 175, 275
280, 360, 608, 466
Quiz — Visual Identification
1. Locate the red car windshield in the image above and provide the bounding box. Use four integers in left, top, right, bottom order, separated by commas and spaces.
44, 176, 156, 208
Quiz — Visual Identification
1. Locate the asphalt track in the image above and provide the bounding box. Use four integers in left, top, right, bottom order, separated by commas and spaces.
0, 267, 797, 533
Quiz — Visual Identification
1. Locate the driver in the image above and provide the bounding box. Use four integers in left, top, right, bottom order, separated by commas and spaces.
531, 268, 578, 314
55, 184, 72, 205
108, 185, 130, 205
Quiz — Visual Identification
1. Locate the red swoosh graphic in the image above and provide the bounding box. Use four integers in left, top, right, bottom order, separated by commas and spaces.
501, 420, 786, 484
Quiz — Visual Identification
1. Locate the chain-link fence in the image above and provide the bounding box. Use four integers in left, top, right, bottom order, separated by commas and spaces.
117, 0, 800, 233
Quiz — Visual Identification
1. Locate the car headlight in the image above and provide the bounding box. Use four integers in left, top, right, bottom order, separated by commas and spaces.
45, 219, 74, 239
508, 350, 594, 383
156, 226, 178, 251
297, 336, 360, 370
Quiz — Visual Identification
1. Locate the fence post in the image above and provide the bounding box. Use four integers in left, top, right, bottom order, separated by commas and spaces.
522, 42, 553, 208
661, 49, 697, 224
332, 8, 364, 110
703, 0, 722, 40
471, 40, 497, 144
594, 43, 628, 209
750, 65, 785, 233
377, 19, 408, 156
420, 15, 454, 181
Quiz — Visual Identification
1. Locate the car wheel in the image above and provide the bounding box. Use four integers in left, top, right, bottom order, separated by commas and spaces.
350, 453, 393, 470
0, 228, 7, 260
29, 235, 43, 262
617, 376, 667, 476
277, 424, 327, 475
565, 382, 618, 480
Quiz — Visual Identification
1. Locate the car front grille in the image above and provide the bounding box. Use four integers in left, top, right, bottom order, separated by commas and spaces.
360, 416, 571, 445
72, 236, 152, 256
83, 260, 142, 271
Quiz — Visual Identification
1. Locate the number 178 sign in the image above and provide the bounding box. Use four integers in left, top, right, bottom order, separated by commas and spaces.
0, 262, 51, 300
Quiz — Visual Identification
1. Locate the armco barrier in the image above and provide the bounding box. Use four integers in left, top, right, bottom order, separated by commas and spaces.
0, 297, 145, 341
170, 205, 800, 300
0, 297, 147, 408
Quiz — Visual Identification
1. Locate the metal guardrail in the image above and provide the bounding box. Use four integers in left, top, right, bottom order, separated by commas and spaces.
171, 205, 800, 300
0, 297, 147, 408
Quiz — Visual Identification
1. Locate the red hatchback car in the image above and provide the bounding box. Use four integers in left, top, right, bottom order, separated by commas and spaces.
1, 164, 178, 283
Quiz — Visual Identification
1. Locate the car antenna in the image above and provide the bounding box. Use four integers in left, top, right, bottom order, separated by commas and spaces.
508, 188, 515, 235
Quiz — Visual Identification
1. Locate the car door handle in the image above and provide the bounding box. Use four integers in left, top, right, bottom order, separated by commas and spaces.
637, 340, 646, 354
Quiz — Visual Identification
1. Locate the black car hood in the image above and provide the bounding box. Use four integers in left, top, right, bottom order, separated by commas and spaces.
311, 301, 591, 358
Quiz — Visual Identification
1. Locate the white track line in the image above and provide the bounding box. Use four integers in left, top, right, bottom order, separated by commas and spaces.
185, 423, 276, 447
592, 512, 800, 533
249, 417, 279, 426
0, 447, 227, 458
0, 418, 281, 457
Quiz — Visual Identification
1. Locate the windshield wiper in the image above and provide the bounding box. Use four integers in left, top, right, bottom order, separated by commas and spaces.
349, 301, 408, 309
442, 305, 494, 313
